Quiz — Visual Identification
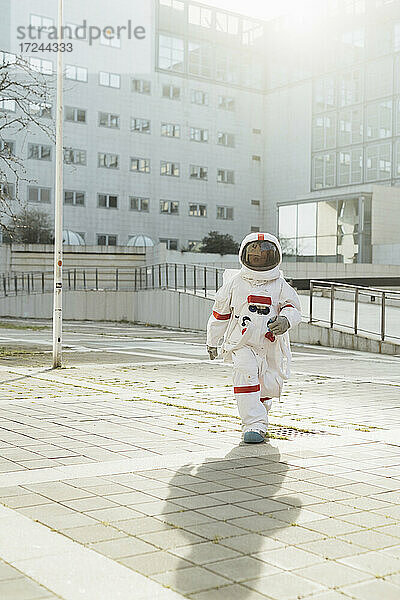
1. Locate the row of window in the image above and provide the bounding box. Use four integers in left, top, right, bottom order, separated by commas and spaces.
1, 101, 244, 147
312, 140, 400, 189
159, 0, 264, 46
23, 145, 239, 181
29, 188, 235, 219
312, 97, 400, 151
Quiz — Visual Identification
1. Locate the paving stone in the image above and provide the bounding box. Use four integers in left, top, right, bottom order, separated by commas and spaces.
137, 528, 205, 550
61, 523, 125, 544
304, 517, 362, 536
298, 538, 367, 559
294, 561, 370, 587
153, 565, 230, 594
343, 579, 400, 600
206, 556, 279, 582
90, 536, 156, 558
338, 529, 400, 550
0, 561, 24, 581
190, 583, 269, 600
182, 521, 248, 541
0, 576, 52, 600
172, 541, 241, 565
256, 546, 323, 570
338, 550, 400, 576
244, 570, 324, 599
220, 534, 280, 554
120, 550, 193, 575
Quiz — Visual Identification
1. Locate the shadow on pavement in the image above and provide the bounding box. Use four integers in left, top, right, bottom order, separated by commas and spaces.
161, 443, 302, 597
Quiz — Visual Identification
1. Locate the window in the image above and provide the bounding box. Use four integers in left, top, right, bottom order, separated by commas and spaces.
158, 35, 184, 72
64, 190, 85, 206
338, 108, 363, 146
29, 57, 52, 75
217, 206, 234, 220
0, 182, 14, 200
99, 112, 120, 128
339, 69, 362, 107
28, 186, 50, 203
313, 75, 336, 113
30, 14, 53, 28
160, 161, 180, 176
0, 99, 16, 111
366, 100, 392, 140
130, 197, 149, 212
160, 200, 179, 214
191, 89, 208, 106
188, 41, 212, 78
100, 32, 121, 48
132, 78, 151, 94
189, 203, 207, 217
251, 199, 260, 206
98, 194, 118, 209
29, 102, 52, 118
190, 165, 208, 180
0, 140, 15, 156
65, 65, 87, 82
28, 143, 51, 161
161, 122, 180, 138
162, 84, 180, 100
216, 12, 239, 35
188, 5, 212, 27
218, 95, 235, 111
217, 132, 235, 147
190, 127, 208, 142
252, 155, 261, 162
97, 234, 117, 246
251, 226, 260, 232
338, 148, 363, 185
217, 169, 234, 184
131, 118, 150, 133
252, 128, 261, 134
159, 238, 178, 250
98, 153, 119, 169
0, 52, 16, 67
64, 148, 87, 165
312, 153, 336, 189
131, 157, 150, 173
159, 0, 184, 10
99, 71, 120, 88
312, 114, 336, 151
65, 107, 86, 123
366, 142, 391, 181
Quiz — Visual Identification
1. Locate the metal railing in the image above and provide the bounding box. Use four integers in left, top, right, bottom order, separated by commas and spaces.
0, 263, 224, 300
309, 279, 400, 342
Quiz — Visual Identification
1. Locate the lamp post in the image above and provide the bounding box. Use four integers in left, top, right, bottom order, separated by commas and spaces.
52, 0, 63, 368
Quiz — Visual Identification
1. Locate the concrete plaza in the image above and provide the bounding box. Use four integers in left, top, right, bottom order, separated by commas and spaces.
0, 319, 399, 599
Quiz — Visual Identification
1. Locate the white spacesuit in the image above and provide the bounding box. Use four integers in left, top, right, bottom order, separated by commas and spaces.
206, 232, 301, 443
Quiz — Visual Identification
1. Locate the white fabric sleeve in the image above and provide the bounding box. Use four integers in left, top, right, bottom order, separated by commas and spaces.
278, 280, 302, 329
206, 281, 233, 347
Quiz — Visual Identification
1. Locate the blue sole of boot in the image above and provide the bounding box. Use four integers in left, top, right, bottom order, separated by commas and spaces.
243, 431, 265, 444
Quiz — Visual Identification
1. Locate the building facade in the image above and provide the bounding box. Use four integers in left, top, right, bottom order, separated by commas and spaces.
264, 0, 400, 264
1, 0, 400, 264
0, 0, 266, 250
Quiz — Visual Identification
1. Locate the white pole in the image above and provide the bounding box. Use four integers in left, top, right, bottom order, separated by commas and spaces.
52, 0, 63, 368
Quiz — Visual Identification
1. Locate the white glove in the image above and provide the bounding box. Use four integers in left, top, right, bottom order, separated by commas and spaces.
267, 316, 290, 335
207, 346, 218, 360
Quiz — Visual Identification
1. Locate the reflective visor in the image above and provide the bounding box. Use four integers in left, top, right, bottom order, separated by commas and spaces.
241, 240, 280, 271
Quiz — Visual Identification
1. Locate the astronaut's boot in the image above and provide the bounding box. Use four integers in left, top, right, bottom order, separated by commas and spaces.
243, 430, 265, 444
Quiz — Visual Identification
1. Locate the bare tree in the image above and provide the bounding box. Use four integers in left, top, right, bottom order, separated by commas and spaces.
0, 51, 54, 236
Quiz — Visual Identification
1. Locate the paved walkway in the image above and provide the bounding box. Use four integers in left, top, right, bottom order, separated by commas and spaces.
0, 319, 399, 599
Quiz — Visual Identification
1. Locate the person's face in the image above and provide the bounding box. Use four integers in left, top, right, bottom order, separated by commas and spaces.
246, 242, 268, 267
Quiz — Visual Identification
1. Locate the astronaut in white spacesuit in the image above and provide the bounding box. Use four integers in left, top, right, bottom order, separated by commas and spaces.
206, 232, 301, 444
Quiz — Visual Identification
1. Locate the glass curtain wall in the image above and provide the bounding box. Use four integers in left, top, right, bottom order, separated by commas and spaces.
278, 196, 372, 263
